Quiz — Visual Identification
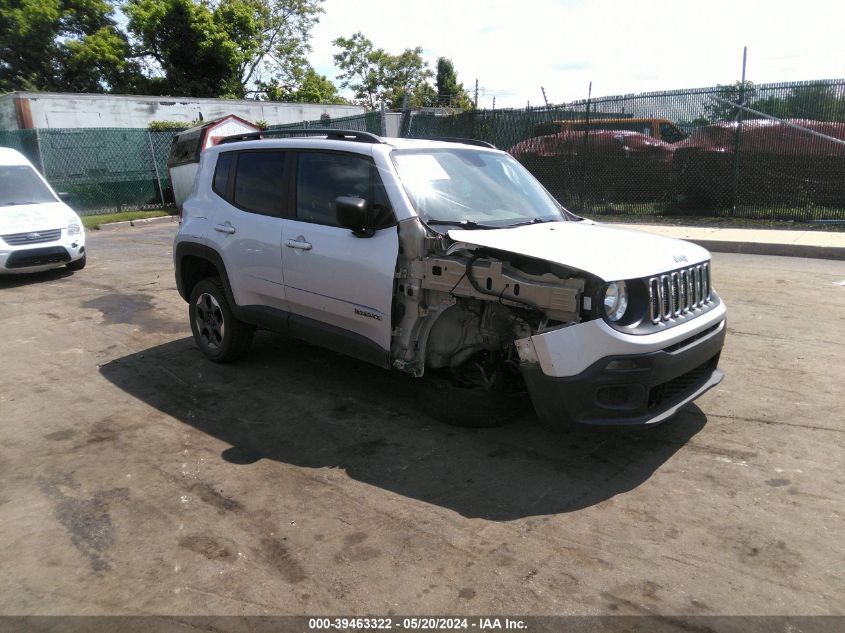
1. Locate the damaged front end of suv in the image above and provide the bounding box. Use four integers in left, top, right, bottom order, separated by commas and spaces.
385, 144, 726, 430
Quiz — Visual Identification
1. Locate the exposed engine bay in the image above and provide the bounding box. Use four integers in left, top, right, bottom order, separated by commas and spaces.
390, 220, 589, 380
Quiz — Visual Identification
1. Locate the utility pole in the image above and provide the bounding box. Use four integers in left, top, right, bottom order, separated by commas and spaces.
474, 79, 479, 109
492, 97, 496, 110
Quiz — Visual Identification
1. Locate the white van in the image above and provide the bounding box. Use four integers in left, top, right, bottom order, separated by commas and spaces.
0, 147, 86, 274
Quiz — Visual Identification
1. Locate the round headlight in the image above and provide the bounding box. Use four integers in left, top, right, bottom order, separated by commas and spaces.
603, 281, 628, 322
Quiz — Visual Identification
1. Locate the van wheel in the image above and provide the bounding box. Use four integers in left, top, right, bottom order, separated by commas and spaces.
189, 278, 254, 362
66, 254, 86, 271
417, 353, 529, 428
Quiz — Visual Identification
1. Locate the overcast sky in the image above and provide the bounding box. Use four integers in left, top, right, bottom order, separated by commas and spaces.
308, 0, 845, 108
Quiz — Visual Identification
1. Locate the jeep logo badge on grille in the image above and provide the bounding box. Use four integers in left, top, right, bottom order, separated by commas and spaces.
27, 232, 41, 240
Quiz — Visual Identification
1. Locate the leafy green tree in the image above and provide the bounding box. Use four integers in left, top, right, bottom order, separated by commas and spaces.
750, 83, 845, 122
124, 0, 323, 98
258, 65, 347, 103
703, 80, 757, 123
332, 32, 387, 109
381, 46, 432, 109
435, 57, 471, 109
411, 82, 438, 108
333, 32, 433, 109
0, 0, 137, 92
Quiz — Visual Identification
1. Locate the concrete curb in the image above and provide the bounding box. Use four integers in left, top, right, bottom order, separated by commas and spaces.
615, 223, 845, 261
685, 239, 845, 261
96, 214, 177, 231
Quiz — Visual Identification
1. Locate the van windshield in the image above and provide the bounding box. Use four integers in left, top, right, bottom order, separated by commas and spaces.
0, 165, 57, 207
391, 148, 565, 228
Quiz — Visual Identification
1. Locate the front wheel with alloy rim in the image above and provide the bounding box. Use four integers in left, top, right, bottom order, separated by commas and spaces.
188, 278, 254, 362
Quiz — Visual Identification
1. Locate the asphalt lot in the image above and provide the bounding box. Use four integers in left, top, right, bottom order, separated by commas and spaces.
0, 224, 843, 616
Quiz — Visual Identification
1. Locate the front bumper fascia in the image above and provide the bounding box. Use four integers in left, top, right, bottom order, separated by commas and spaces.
0, 233, 85, 273
521, 316, 726, 427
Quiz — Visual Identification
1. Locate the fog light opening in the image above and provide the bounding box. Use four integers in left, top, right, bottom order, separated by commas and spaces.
605, 359, 639, 371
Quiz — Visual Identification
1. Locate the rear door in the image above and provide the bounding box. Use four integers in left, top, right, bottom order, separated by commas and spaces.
280, 150, 398, 364
210, 149, 289, 312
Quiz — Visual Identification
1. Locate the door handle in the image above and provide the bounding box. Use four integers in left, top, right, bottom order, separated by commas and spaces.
285, 239, 312, 251
214, 223, 236, 234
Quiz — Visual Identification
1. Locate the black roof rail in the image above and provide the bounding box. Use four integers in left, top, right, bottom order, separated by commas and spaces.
420, 137, 497, 149
218, 129, 385, 145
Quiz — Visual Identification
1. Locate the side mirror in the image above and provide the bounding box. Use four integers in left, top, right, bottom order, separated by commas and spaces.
335, 196, 373, 237
57, 192, 71, 202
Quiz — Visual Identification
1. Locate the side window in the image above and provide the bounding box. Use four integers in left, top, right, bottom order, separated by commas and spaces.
212, 152, 233, 199
296, 152, 394, 227
233, 150, 286, 216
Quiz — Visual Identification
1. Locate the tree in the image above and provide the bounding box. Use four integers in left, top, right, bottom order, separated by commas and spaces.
381, 46, 432, 109
332, 32, 433, 109
124, 0, 323, 98
703, 80, 757, 123
332, 32, 387, 109
435, 57, 471, 109
258, 65, 346, 103
0, 0, 138, 92
750, 83, 845, 122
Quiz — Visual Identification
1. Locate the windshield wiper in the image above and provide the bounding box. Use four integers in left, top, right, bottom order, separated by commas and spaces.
1, 201, 42, 206
501, 217, 557, 228
425, 219, 500, 230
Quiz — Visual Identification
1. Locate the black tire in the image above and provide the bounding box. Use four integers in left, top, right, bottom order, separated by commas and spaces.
188, 277, 254, 362
66, 254, 86, 271
417, 374, 530, 428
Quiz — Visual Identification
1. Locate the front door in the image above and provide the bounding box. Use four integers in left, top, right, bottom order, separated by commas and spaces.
281, 150, 398, 363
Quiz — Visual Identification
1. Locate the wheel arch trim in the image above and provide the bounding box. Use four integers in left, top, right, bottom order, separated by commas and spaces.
174, 241, 237, 309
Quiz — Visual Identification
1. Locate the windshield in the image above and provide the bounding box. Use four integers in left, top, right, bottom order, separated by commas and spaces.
391, 148, 565, 228
0, 165, 57, 207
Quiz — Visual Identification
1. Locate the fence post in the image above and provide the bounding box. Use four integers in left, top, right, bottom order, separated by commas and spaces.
33, 127, 45, 175
399, 93, 411, 138
580, 81, 592, 210
147, 130, 166, 206
730, 46, 748, 216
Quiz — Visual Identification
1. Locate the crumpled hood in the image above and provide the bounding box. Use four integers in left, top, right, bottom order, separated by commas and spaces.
448, 221, 710, 282
0, 202, 77, 235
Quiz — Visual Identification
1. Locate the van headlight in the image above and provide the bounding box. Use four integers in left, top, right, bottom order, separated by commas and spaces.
67, 222, 81, 236
603, 281, 628, 322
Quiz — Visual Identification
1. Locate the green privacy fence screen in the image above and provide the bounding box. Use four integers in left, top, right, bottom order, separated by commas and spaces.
401, 79, 845, 221
0, 127, 179, 215
268, 111, 382, 134
2, 84, 844, 220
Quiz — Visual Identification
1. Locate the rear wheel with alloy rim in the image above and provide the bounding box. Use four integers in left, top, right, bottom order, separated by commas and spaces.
188, 277, 253, 362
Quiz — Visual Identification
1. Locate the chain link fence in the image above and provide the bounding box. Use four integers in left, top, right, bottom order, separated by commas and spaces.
268, 111, 382, 134
2, 85, 844, 220
402, 79, 845, 222
1, 127, 179, 215
0, 113, 380, 215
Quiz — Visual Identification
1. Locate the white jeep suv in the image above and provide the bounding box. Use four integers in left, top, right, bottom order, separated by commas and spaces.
173, 130, 726, 429
0, 147, 86, 274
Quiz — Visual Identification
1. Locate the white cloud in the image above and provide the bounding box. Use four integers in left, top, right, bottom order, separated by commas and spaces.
309, 0, 845, 108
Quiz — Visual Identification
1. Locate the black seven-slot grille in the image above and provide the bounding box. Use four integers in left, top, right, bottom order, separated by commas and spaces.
1, 228, 62, 245
648, 262, 711, 325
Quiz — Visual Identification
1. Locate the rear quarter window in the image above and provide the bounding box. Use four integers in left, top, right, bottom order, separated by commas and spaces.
212, 152, 234, 198
232, 150, 286, 216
